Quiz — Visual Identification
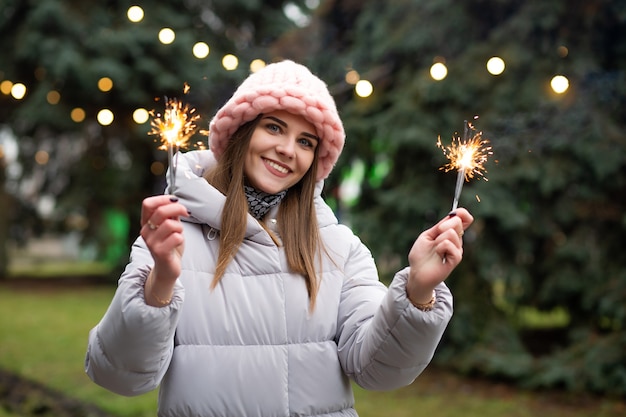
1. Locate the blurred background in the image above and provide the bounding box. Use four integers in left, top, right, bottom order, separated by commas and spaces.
0, 0, 625, 416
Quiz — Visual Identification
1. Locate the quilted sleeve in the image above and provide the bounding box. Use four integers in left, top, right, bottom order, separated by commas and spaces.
336, 235, 453, 391
85, 237, 184, 396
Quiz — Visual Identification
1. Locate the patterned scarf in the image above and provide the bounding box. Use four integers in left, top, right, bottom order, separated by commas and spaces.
244, 185, 287, 220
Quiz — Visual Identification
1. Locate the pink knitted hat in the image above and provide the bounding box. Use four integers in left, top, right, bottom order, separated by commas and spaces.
208, 60, 345, 181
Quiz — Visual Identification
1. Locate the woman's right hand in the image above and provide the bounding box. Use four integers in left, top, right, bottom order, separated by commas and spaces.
140, 195, 189, 306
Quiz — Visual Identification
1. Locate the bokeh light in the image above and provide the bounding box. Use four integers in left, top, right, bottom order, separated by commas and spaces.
46, 90, 61, 104
98, 77, 113, 92
35, 150, 49, 165
222, 54, 239, 70
127, 6, 144, 22
550, 75, 569, 94
192, 42, 210, 59
11, 83, 27, 99
151, 161, 165, 175
158, 28, 176, 45
345, 70, 360, 85
430, 63, 448, 81
133, 108, 150, 124
355, 80, 373, 98
71, 108, 86, 123
97, 109, 114, 125
0, 80, 13, 95
486, 56, 505, 75
250, 59, 266, 73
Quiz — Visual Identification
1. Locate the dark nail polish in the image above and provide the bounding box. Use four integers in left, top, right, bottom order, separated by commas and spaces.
170, 197, 179, 202
187, 210, 192, 215
448, 211, 457, 217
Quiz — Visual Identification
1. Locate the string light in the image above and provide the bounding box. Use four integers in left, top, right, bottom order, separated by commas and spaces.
192, 42, 210, 59
158, 28, 176, 44
97, 109, 114, 126
430, 63, 448, 81
127, 6, 144, 22
551, 75, 569, 94
222, 54, 239, 70
133, 108, 150, 124
2, 4, 573, 128
11, 83, 27, 99
486, 57, 505, 75
46, 90, 61, 105
355, 80, 373, 98
345, 70, 360, 85
71, 108, 86, 123
98, 77, 113, 92
0, 80, 13, 95
250, 59, 266, 73
35, 150, 50, 165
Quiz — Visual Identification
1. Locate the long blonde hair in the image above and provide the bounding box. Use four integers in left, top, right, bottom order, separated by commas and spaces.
204, 116, 323, 309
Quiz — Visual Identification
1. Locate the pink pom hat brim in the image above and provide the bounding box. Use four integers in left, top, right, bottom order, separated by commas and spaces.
208, 60, 345, 181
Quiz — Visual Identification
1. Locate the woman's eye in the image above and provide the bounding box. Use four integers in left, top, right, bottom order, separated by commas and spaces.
298, 138, 315, 148
266, 123, 281, 133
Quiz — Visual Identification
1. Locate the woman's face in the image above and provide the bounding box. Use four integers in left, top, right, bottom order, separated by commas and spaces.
244, 110, 319, 194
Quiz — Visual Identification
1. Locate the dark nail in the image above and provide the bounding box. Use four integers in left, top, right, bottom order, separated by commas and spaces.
187, 210, 192, 215
170, 197, 179, 202
448, 211, 457, 217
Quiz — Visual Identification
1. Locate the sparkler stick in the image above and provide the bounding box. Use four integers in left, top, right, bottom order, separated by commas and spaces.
437, 119, 492, 263
149, 84, 200, 194
450, 122, 470, 211
451, 168, 465, 212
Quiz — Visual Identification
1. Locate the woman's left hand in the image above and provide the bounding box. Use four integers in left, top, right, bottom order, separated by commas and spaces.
406, 208, 474, 305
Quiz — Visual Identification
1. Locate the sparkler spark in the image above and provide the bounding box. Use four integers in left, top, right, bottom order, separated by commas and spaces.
149, 83, 200, 193
437, 119, 492, 211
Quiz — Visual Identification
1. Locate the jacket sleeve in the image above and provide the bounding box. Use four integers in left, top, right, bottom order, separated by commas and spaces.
85, 237, 185, 396
336, 235, 453, 391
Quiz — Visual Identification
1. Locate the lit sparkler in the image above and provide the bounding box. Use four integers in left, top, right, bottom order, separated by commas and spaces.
149, 83, 200, 194
437, 118, 492, 212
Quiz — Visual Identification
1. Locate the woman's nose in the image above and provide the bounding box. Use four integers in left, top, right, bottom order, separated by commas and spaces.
276, 138, 296, 158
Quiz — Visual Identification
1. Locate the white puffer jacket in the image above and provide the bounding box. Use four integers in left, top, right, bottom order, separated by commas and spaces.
85, 150, 453, 417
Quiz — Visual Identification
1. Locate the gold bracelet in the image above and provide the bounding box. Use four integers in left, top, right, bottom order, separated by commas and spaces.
151, 289, 172, 306
411, 291, 436, 311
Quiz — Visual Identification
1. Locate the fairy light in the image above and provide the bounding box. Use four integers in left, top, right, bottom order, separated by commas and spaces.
551, 75, 569, 94
486, 57, 505, 75
159, 28, 176, 45
97, 109, 114, 126
192, 42, 210, 59
127, 6, 144, 22
250, 59, 266, 73
430, 63, 448, 81
355, 80, 373, 98
133, 108, 150, 124
222, 54, 239, 70
11, 83, 26, 100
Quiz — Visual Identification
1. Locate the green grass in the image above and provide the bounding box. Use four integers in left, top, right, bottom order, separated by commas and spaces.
352, 373, 625, 417
0, 284, 157, 417
0, 283, 624, 417
7, 260, 112, 278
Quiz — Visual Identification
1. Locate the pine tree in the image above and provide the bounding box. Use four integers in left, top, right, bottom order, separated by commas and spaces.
308, 0, 626, 395
0, 0, 312, 273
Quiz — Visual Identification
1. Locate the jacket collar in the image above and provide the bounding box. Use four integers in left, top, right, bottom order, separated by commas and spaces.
169, 150, 338, 243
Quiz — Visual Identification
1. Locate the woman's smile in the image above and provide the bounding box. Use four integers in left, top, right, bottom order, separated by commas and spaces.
263, 157, 290, 175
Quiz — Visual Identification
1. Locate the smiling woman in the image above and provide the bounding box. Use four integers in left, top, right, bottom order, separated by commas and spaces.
85, 60, 474, 417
